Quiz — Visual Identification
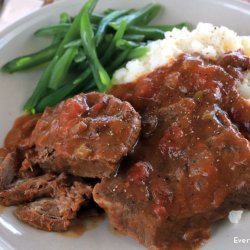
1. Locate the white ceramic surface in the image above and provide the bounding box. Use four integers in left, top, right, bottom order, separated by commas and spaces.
0, 0, 250, 249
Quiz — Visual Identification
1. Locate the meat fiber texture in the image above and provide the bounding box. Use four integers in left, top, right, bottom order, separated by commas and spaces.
29, 92, 141, 178
0, 91, 141, 232
15, 180, 92, 232
0, 171, 93, 231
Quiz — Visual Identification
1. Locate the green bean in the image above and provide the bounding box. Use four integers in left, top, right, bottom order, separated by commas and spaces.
34, 24, 71, 37
95, 33, 113, 59
82, 80, 97, 92
127, 26, 165, 40
36, 68, 92, 112
23, 56, 59, 113
36, 83, 76, 112
75, 34, 113, 72
150, 22, 192, 31
48, 46, 78, 90
34, 15, 71, 38
104, 34, 113, 43
128, 46, 149, 60
64, 39, 82, 48
60, 12, 72, 24
51, 12, 71, 44
73, 68, 92, 85
74, 60, 88, 72
107, 49, 131, 73
69, 14, 104, 26
76, 35, 113, 71
80, 1, 110, 92
74, 49, 86, 63
95, 9, 131, 47
124, 23, 192, 42
101, 21, 127, 65
90, 13, 104, 25
35, 13, 106, 38
109, 46, 149, 75
103, 34, 114, 47
36, 81, 75, 113
66, 33, 113, 64
41, 0, 98, 97
138, 4, 161, 25
116, 39, 140, 50
2, 42, 59, 73
123, 34, 145, 42
56, 0, 98, 57
110, 4, 161, 30
4, 0, 193, 113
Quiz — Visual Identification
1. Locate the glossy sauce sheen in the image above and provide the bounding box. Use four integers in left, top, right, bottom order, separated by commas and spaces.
98, 52, 250, 249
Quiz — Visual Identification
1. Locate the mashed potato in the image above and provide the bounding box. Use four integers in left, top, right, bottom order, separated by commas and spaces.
113, 22, 250, 84
113, 22, 250, 224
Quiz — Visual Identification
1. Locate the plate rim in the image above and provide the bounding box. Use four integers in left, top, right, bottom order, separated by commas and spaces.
0, 0, 250, 250
0, 0, 250, 39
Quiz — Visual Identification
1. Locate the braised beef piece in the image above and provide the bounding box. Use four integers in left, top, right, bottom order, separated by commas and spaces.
0, 92, 140, 232
0, 169, 93, 232
94, 52, 250, 249
0, 114, 43, 181
0, 152, 18, 191
15, 181, 92, 232
28, 92, 141, 178
0, 115, 44, 181
0, 173, 65, 206
18, 158, 42, 179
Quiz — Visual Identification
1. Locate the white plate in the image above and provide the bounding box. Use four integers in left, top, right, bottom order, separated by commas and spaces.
0, 0, 250, 249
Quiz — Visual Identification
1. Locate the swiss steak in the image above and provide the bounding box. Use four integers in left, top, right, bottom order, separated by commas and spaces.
0, 91, 141, 232
28, 92, 141, 178
94, 52, 250, 249
15, 180, 92, 232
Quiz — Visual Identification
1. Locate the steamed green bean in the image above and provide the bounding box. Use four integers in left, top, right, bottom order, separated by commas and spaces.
80, 0, 110, 92
1, 0, 192, 113
24, 56, 59, 113
127, 25, 165, 40
35, 24, 71, 37
110, 4, 161, 29
2, 43, 59, 73
95, 9, 131, 46
48, 46, 78, 90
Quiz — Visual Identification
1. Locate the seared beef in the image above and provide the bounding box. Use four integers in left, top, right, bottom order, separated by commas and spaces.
28, 92, 141, 178
0, 173, 65, 206
15, 181, 92, 232
0, 152, 18, 191
94, 53, 250, 249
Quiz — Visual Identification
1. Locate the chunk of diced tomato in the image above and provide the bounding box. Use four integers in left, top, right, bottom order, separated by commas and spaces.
159, 123, 184, 158
127, 162, 152, 182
